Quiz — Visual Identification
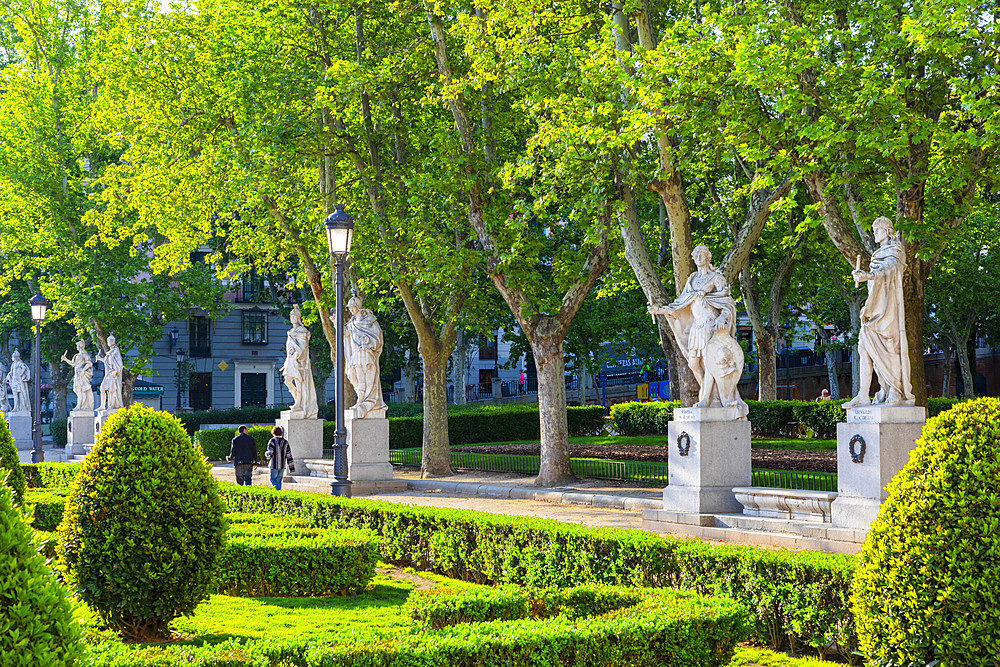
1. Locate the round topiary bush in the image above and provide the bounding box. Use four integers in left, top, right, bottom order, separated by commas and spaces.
0, 485, 82, 665
852, 397, 1000, 667
57, 404, 227, 641
0, 415, 25, 506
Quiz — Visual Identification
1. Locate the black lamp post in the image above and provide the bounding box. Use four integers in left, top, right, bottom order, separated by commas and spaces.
324, 204, 355, 498
29, 292, 48, 464
175, 348, 185, 411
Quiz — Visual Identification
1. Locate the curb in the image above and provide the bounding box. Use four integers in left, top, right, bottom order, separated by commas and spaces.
406, 479, 662, 511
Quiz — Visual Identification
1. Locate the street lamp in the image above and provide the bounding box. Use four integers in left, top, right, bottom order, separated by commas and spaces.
175, 348, 185, 411
324, 204, 354, 498
29, 291, 48, 464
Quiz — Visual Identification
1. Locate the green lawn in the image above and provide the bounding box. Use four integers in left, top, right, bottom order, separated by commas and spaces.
730, 646, 832, 666
453, 435, 836, 451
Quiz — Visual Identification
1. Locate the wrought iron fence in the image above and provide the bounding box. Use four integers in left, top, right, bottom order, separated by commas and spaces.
389, 449, 837, 491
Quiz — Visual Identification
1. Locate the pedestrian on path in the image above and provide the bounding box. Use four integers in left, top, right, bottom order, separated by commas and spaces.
226, 425, 258, 485
265, 425, 295, 491
518, 371, 526, 394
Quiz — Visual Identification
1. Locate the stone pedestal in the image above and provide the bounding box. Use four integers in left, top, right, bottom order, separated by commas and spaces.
346, 409, 394, 482
661, 407, 751, 514
94, 409, 123, 439
5, 412, 32, 449
275, 411, 324, 473
67, 410, 95, 455
830, 405, 926, 530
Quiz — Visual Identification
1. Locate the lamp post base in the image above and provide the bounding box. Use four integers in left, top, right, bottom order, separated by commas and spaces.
329, 478, 353, 497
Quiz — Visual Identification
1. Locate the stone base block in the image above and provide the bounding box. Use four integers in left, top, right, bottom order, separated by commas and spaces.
67, 410, 95, 455
733, 487, 838, 523
275, 414, 324, 471
94, 409, 122, 438
662, 413, 751, 514
831, 407, 925, 530
5, 412, 33, 449
346, 415, 393, 482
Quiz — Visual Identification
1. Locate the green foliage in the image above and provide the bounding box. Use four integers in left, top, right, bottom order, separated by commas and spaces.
0, 416, 25, 506
405, 584, 647, 631
611, 400, 968, 441
57, 405, 227, 641
176, 406, 285, 435
25, 489, 68, 531
852, 397, 1000, 667
49, 420, 68, 448
219, 484, 857, 660
0, 485, 82, 666
193, 426, 271, 462
218, 519, 379, 597
82, 583, 747, 667
609, 401, 678, 435
194, 405, 605, 452
22, 463, 81, 490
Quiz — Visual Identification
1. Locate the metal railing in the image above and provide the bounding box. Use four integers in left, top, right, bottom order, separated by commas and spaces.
389, 449, 837, 491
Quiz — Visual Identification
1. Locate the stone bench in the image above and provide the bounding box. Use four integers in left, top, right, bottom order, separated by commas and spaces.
732, 487, 838, 523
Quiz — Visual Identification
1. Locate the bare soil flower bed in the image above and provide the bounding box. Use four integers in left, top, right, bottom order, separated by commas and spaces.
451, 443, 837, 473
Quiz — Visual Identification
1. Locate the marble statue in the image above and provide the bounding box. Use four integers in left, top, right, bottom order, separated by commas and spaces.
281, 304, 318, 419
7, 351, 30, 413
843, 216, 914, 407
62, 341, 94, 412
96, 335, 124, 412
343, 296, 387, 418
0, 360, 7, 413
649, 244, 749, 418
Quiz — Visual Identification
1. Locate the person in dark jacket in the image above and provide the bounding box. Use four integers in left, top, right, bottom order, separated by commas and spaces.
265, 425, 295, 491
227, 425, 258, 485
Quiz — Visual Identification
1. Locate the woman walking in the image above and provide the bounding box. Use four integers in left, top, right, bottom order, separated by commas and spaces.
265, 425, 295, 491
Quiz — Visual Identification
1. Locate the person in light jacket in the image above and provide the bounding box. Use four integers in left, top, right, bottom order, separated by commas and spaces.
265, 425, 295, 491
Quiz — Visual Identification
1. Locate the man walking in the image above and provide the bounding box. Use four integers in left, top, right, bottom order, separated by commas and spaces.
227, 425, 258, 485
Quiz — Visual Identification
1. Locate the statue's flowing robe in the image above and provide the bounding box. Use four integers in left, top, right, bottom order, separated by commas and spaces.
345, 311, 387, 415
100, 347, 124, 411
72, 352, 94, 411
8, 361, 29, 412
663, 272, 739, 365
859, 241, 914, 403
282, 325, 318, 419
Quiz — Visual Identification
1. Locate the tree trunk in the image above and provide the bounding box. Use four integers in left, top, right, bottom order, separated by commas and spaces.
531, 331, 574, 486
402, 357, 417, 403
577, 366, 588, 406
902, 256, 929, 406
955, 335, 975, 399
311, 365, 331, 407
825, 351, 841, 400
757, 330, 777, 400
53, 386, 67, 421
941, 342, 953, 397
49, 362, 72, 420
420, 340, 452, 477
450, 329, 469, 405
847, 298, 862, 396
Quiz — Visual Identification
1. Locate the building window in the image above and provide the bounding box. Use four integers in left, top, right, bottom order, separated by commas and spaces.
190, 372, 212, 410
241, 271, 266, 303
478, 338, 497, 361
189, 316, 211, 357
242, 308, 268, 345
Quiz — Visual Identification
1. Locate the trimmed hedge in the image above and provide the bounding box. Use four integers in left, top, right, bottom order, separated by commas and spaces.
50, 418, 68, 447
193, 404, 606, 455
218, 518, 379, 597
58, 405, 228, 641
0, 415, 25, 506
25, 489, 68, 531
612, 398, 969, 439
84, 583, 747, 667
853, 397, 1000, 667
193, 426, 271, 462
22, 463, 81, 490
0, 486, 82, 666
218, 484, 857, 660
405, 584, 648, 630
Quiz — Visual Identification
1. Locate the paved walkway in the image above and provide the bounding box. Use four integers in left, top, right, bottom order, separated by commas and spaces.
209, 464, 662, 531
